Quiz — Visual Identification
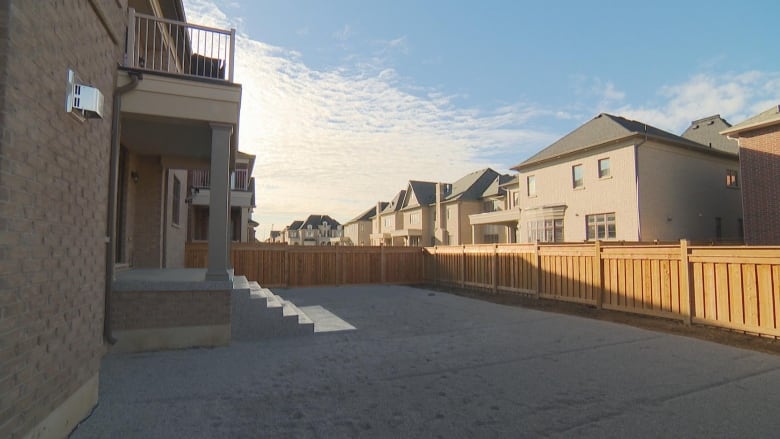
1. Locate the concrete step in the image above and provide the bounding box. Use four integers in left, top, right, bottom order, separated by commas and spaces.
231, 281, 314, 340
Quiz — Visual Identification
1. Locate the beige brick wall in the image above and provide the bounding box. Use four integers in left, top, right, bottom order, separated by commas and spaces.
111, 290, 230, 330
737, 126, 780, 245
0, 1, 126, 437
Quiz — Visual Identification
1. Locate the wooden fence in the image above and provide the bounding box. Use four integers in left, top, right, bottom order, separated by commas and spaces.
424, 241, 780, 338
187, 241, 780, 338
185, 243, 425, 287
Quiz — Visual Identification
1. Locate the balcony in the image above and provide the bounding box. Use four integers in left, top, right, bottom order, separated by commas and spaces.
118, 9, 241, 163
189, 169, 254, 208
126, 9, 235, 82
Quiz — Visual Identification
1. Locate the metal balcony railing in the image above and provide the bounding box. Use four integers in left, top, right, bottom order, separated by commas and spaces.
125, 8, 236, 82
190, 169, 250, 190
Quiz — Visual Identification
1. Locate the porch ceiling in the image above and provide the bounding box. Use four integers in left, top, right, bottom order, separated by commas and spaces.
121, 115, 212, 160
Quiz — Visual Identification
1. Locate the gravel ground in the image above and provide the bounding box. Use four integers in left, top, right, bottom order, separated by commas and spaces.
70, 285, 780, 438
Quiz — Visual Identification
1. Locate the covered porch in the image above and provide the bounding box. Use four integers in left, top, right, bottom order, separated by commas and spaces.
468, 208, 521, 243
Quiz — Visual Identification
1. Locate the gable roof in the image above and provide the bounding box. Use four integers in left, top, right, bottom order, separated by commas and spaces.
300, 214, 341, 229
348, 203, 388, 223
681, 115, 738, 154
721, 104, 780, 136
288, 220, 303, 230
403, 181, 437, 209
480, 173, 514, 198
513, 113, 730, 170
442, 168, 501, 202
381, 190, 406, 213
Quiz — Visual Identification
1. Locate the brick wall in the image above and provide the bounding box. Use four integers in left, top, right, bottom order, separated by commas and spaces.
111, 290, 230, 330
0, 1, 126, 437
737, 126, 780, 245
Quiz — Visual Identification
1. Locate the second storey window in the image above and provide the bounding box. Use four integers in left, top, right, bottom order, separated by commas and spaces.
527, 175, 536, 196
598, 158, 611, 178
572, 164, 584, 189
384, 217, 392, 228
409, 212, 420, 224
726, 169, 739, 188
586, 213, 616, 240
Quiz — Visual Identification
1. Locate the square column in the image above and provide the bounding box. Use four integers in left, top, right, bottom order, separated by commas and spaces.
206, 123, 233, 281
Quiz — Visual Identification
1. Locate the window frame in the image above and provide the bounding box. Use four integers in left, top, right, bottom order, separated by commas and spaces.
172, 175, 181, 226
598, 158, 611, 179
527, 175, 536, 197
572, 164, 584, 189
586, 212, 616, 240
726, 169, 739, 188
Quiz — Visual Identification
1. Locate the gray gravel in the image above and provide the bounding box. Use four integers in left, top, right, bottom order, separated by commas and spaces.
71, 285, 780, 438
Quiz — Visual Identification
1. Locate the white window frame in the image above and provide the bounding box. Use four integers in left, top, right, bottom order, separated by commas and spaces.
598, 158, 611, 179
586, 213, 616, 240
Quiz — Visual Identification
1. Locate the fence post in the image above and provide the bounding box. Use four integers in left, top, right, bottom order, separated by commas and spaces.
460, 245, 466, 289
433, 246, 438, 288
380, 244, 386, 284
492, 245, 498, 294
284, 247, 290, 288
680, 239, 693, 325
594, 240, 603, 309
336, 247, 342, 286
534, 243, 541, 298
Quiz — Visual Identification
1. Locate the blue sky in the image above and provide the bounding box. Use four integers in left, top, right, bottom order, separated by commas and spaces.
184, 0, 780, 239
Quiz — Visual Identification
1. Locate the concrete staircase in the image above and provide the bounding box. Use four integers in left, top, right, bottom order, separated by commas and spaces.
231, 276, 314, 340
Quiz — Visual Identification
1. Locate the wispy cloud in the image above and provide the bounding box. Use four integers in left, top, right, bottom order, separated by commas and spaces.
614, 72, 780, 132
332, 24, 353, 42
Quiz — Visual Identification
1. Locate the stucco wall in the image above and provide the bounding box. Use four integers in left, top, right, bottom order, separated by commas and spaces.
517, 141, 640, 242
0, 1, 127, 437
637, 142, 742, 241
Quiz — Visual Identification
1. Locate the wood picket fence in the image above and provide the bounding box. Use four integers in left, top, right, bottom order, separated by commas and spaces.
186, 241, 780, 338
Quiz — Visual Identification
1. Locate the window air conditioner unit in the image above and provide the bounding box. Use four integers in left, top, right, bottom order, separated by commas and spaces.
66, 69, 104, 120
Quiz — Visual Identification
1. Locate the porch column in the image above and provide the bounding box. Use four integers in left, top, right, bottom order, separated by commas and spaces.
471, 224, 476, 244
206, 123, 233, 281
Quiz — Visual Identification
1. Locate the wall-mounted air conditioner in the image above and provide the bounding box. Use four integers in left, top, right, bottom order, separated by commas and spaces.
66, 69, 104, 121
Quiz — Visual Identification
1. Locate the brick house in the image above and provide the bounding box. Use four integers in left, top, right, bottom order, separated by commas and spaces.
721, 105, 780, 245
0, 1, 242, 437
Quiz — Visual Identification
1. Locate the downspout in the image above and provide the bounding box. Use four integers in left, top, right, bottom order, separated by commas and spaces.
104, 71, 142, 344
634, 126, 648, 242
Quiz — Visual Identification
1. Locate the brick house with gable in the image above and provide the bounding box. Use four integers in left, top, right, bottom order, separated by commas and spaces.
722, 105, 780, 245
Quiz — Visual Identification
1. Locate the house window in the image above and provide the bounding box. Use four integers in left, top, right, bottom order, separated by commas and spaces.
409, 212, 420, 224
598, 158, 611, 178
172, 176, 181, 225
483, 200, 500, 212
527, 175, 536, 196
572, 164, 584, 188
527, 219, 564, 243
409, 236, 421, 246
586, 213, 616, 240
483, 234, 499, 244
384, 217, 392, 228
726, 169, 739, 188
513, 192, 520, 207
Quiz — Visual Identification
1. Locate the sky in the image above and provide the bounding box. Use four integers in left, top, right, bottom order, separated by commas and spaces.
183, 0, 780, 240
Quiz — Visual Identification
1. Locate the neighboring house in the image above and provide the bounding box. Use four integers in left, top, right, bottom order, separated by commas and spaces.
267, 230, 282, 243
371, 190, 407, 245
344, 203, 388, 245
468, 175, 521, 243
187, 150, 257, 243
1, 1, 241, 437
395, 181, 438, 246
681, 114, 739, 154
282, 220, 304, 244
285, 215, 344, 245
721, 105, 780, 245
512, 113, 743, 243
433, 168, 507, 245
